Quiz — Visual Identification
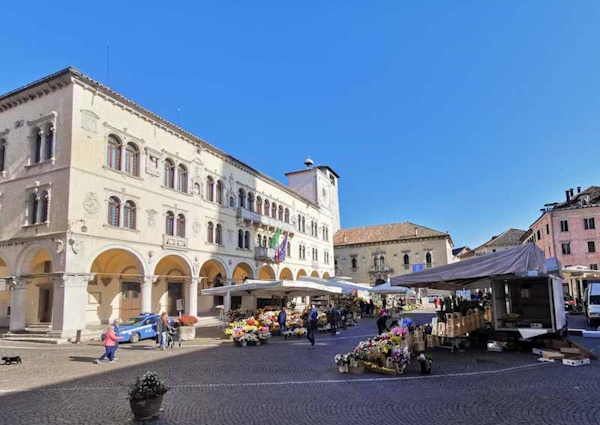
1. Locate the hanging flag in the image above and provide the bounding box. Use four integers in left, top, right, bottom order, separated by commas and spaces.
269, 228, 281, 249
276, 233, 289, 264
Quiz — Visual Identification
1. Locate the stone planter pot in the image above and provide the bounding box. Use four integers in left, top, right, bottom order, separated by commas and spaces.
130, 395, 164, 421
240, 340, 247, 347
179, 326, 196, 341
338, 364, 349, 373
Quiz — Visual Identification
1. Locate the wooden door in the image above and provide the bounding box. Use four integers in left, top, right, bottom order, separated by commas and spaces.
168, 282, 184, 316
120, 282, 141, 319
38, 287, 53, 323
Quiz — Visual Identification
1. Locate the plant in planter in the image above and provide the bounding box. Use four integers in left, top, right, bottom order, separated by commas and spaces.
129, 372, 169, 421
334, 354, 349, 373
418, 353, 433, 374
178, 315, 198, 341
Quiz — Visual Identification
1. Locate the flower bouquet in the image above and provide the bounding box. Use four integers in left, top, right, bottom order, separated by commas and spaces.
418, 353, 433, 375
334, 354, 350, 373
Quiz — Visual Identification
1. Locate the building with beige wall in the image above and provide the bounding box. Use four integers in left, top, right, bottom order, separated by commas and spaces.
333, 222, 454, 285
472, 228, 526, 256
0, 68, 338, 339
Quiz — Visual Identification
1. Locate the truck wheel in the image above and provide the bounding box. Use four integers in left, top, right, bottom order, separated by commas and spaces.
130, 332, 140, 343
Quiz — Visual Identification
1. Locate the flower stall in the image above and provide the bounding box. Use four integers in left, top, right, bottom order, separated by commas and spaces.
224, 317, 272, 347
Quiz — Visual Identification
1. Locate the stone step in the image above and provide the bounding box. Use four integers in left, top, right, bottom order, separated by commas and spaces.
24, 327, 53, 334
1, 335, 67, 344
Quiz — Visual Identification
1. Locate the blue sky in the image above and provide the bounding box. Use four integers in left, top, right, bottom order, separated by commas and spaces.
1, 1, 599, 248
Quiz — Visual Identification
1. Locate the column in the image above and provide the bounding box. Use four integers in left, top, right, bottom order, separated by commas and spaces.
224, 278, 232, 311
186, 277, 199, 316
141, 276, 154, 314
8, 278, 27, 332
50, 274, 94, 338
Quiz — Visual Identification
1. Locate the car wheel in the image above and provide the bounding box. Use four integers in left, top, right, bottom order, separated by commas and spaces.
130, 332, 140, 343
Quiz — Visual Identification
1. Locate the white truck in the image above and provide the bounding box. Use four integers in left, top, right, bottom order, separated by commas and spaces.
583, 281, 600, 326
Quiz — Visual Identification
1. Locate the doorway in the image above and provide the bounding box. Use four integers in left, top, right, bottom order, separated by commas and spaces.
168, 282, 185, 316
120, 282, 141, 319
38, 286, 53, 323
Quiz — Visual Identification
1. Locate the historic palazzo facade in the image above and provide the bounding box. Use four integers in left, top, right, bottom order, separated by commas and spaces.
0, 68, 339, 339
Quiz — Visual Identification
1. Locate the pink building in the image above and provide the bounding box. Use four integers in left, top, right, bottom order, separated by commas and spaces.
526, 186, 600, 297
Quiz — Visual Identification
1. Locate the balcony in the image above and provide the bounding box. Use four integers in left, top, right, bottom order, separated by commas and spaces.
163, 234, 188, 251
255, 247, 277, 262
237, 208, 295, 235
368, 264, 394, 275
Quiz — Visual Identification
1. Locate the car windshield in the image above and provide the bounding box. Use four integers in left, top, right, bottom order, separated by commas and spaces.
121, 317, 145, 326
590, 295, 600, 306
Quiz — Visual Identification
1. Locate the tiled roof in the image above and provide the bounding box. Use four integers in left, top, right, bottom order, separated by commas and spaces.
553, 186, 600, 210
452, 246, 472, 256
334, 222, 449, 246
476, 228, 526, 249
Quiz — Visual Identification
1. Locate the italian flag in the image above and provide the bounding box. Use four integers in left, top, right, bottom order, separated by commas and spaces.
269, 228, 281, 249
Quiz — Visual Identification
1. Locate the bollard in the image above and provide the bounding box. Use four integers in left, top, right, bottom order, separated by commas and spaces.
75, 329, 81, 344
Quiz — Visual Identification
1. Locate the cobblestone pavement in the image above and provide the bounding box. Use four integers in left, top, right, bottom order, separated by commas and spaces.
0, 317, 599, 425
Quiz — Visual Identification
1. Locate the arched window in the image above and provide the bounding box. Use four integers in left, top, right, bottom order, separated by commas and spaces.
229, 196, 235, 208
263, 236, 267, 247
285, 208, 290, 223
351, 258, 357, 269
207, 222, 214, 243
256, 196, 262, 214
215, 224, 223, 244
380, 255, 385, 266
287, 242, 291, 256
257, 234, 262, 247
164, 159, 175, 188
108, 196, 121, 227
206, 176, 214, 201
302, 217, 306, 233
264, 200, 270, 215
238, 189, 246, 209
238, 229, 244, 248
271, 202, 277, 218
176, 165, 188, 192
425, 252, 432, 267
268, 237, 272, 247
166, 211, 175, 236
0, 139, 6, 172
244, 231, 250, 249
298, 214, 302, 231
44, 124, 54, 160
176, 214, 186, 237
40, 191, 49, 223
34, 128, 43, 163
247, 192, 254, 212
29, 193, 39, 225
278, 206, 283, 221
303, 246, 306, 259
123, 201, 136, 229
107, 135, 121, 170
124, 143, 139, 176
374, 257, 379, 267
216, 180, 223, 204
194, 183, 201, 195
403, 254, 410, 269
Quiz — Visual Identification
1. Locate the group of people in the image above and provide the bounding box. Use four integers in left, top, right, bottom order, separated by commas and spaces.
94, 312, 173, 364
359, 298, 376, 318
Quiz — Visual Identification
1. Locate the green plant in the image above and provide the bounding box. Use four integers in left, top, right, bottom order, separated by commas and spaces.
129, 372, 169, 401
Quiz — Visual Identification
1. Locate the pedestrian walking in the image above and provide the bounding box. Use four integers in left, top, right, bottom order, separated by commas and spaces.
359, 299, 365, 316
369, 298, 375, 318
94, 324, 122, 364
307, 306, 318, 349
376, 310, 389, 335
157, 312, 171, 350
278, 308, 287, 336
95, 319, 122, 363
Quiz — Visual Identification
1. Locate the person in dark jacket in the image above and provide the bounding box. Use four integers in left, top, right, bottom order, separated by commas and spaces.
157, 312, 172, 350
278, 308, 287, 336
307, 306, 318, 349
369, 298, 375, 318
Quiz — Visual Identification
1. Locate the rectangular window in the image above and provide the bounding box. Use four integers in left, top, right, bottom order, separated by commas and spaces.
546, 224, 549, 235
588, 241, 596, 253
561, 243, 571, 255
590, 264, 599, 270
584, 218, 595, 230
560, 220, 569, 232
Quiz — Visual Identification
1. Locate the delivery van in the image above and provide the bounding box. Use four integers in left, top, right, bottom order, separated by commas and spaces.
584, 282, 600, 326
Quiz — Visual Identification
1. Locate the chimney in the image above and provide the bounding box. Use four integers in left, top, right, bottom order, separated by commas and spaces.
343, 235, 347, 243
414, 227, 418, 237
570, 188, 574, 197
566, 190, 571, 201
577, 187, 581, 194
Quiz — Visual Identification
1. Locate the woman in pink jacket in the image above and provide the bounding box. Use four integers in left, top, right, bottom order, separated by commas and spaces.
95, 325, 122, 364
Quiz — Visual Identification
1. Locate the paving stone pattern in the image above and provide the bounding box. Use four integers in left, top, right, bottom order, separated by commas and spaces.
0, 317, 599, 425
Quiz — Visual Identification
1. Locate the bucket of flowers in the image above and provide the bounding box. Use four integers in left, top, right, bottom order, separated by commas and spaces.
258, 328, 272, 344
178, 314, 198, 341
418, 353, 433, 374
391, 347, 410, 374
334, 354, 350, 373
129, 371, 169, 421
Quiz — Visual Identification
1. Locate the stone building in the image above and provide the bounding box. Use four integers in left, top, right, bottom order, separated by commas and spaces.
525, 186, 600, 298
472, 228, 526, 256
333, 222, 454, 285
0, 68, 338, 338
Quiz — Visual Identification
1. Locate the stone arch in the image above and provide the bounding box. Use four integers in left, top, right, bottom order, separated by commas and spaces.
310, 270, 319, 277
257, 265, 276, 281
150, 252, 193, 277
322, 272, 331, 279
84, 244, 148, 277
16, 242, 57, 277
199, 258, 228, 313
88, 247, 147, 323
0, 255, 11, 277
279, 267, 293, 280
296, 269, 307, 280
153, 254, 193, 316
232, 262, 254, 284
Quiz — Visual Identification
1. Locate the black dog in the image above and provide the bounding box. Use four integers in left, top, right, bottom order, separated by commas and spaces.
2, 356, 22, 365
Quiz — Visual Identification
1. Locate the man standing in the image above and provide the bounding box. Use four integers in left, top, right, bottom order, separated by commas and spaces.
307, 306, 318, 349
278, 308, 287, 336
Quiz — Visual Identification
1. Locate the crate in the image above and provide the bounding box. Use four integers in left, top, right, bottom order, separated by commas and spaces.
562, 357, 591, 367
414, 341, 425, 352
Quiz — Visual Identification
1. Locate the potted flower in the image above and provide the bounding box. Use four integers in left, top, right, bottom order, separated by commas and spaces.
418, 353, 433, 374
335, 354, 349, 373
129, 372, 169, 421
178, 314, 198, 341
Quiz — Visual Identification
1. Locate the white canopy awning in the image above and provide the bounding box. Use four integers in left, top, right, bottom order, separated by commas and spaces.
369, 281, 415, 296
298, 276, 372, 295
201, 279, 343, 298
